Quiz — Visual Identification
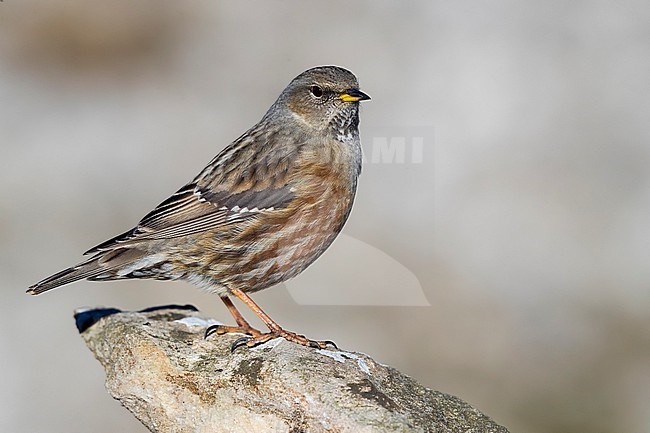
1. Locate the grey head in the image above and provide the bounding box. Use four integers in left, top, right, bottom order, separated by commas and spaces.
265, 66, 370, 135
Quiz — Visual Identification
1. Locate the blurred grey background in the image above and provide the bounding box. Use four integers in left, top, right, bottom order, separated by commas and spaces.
1, 1, 649, 432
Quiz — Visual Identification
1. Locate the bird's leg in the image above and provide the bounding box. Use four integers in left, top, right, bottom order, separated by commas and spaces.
228, 288, 337, 350
221, 296, 259, 330
204, 296, 263, 339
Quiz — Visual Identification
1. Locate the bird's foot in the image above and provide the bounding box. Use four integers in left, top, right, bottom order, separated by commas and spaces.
204, 323, 263, 339
230, 329, 337, 352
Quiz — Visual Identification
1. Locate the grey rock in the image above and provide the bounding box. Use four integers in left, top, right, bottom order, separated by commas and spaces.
78, 306, 510, 433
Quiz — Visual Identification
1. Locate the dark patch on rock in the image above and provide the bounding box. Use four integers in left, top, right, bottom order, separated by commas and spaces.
167, 328, 197, 344
233, 357, 264, 387
286, 409, 309, 433
74, 307, 122, 333
347, 378, 399, 412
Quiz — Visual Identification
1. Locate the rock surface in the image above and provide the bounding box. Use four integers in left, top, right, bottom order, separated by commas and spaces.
77, 305, 510, 433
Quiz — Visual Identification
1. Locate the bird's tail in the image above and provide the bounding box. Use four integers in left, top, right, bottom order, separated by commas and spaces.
27, 248, 147, 295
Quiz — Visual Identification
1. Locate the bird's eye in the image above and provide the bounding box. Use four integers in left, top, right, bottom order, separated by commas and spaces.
309, 85, 323, 98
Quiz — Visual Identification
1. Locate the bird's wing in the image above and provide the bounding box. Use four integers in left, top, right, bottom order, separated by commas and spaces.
84, 130, 299, 255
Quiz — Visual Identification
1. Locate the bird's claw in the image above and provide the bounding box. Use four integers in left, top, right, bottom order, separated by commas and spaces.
231, 336, 252, 352
204, 324, 221, 339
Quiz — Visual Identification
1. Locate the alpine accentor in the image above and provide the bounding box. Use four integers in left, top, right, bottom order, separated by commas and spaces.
28, 65, 370, 349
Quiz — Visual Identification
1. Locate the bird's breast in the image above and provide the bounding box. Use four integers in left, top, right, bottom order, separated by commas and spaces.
238, 161, 357, 290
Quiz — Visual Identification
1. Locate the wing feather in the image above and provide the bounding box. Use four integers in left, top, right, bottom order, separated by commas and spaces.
85, 127, 299, 255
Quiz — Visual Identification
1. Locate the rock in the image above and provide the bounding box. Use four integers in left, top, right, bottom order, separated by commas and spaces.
76, 305, 510, 433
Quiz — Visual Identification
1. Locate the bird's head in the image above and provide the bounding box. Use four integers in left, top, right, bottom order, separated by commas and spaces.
271, 66, 370, 134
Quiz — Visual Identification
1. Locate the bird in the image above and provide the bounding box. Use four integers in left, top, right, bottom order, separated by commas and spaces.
28, 65, 370, 350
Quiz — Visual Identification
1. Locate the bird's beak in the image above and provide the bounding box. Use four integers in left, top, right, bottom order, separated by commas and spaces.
339, 89, 371, 102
